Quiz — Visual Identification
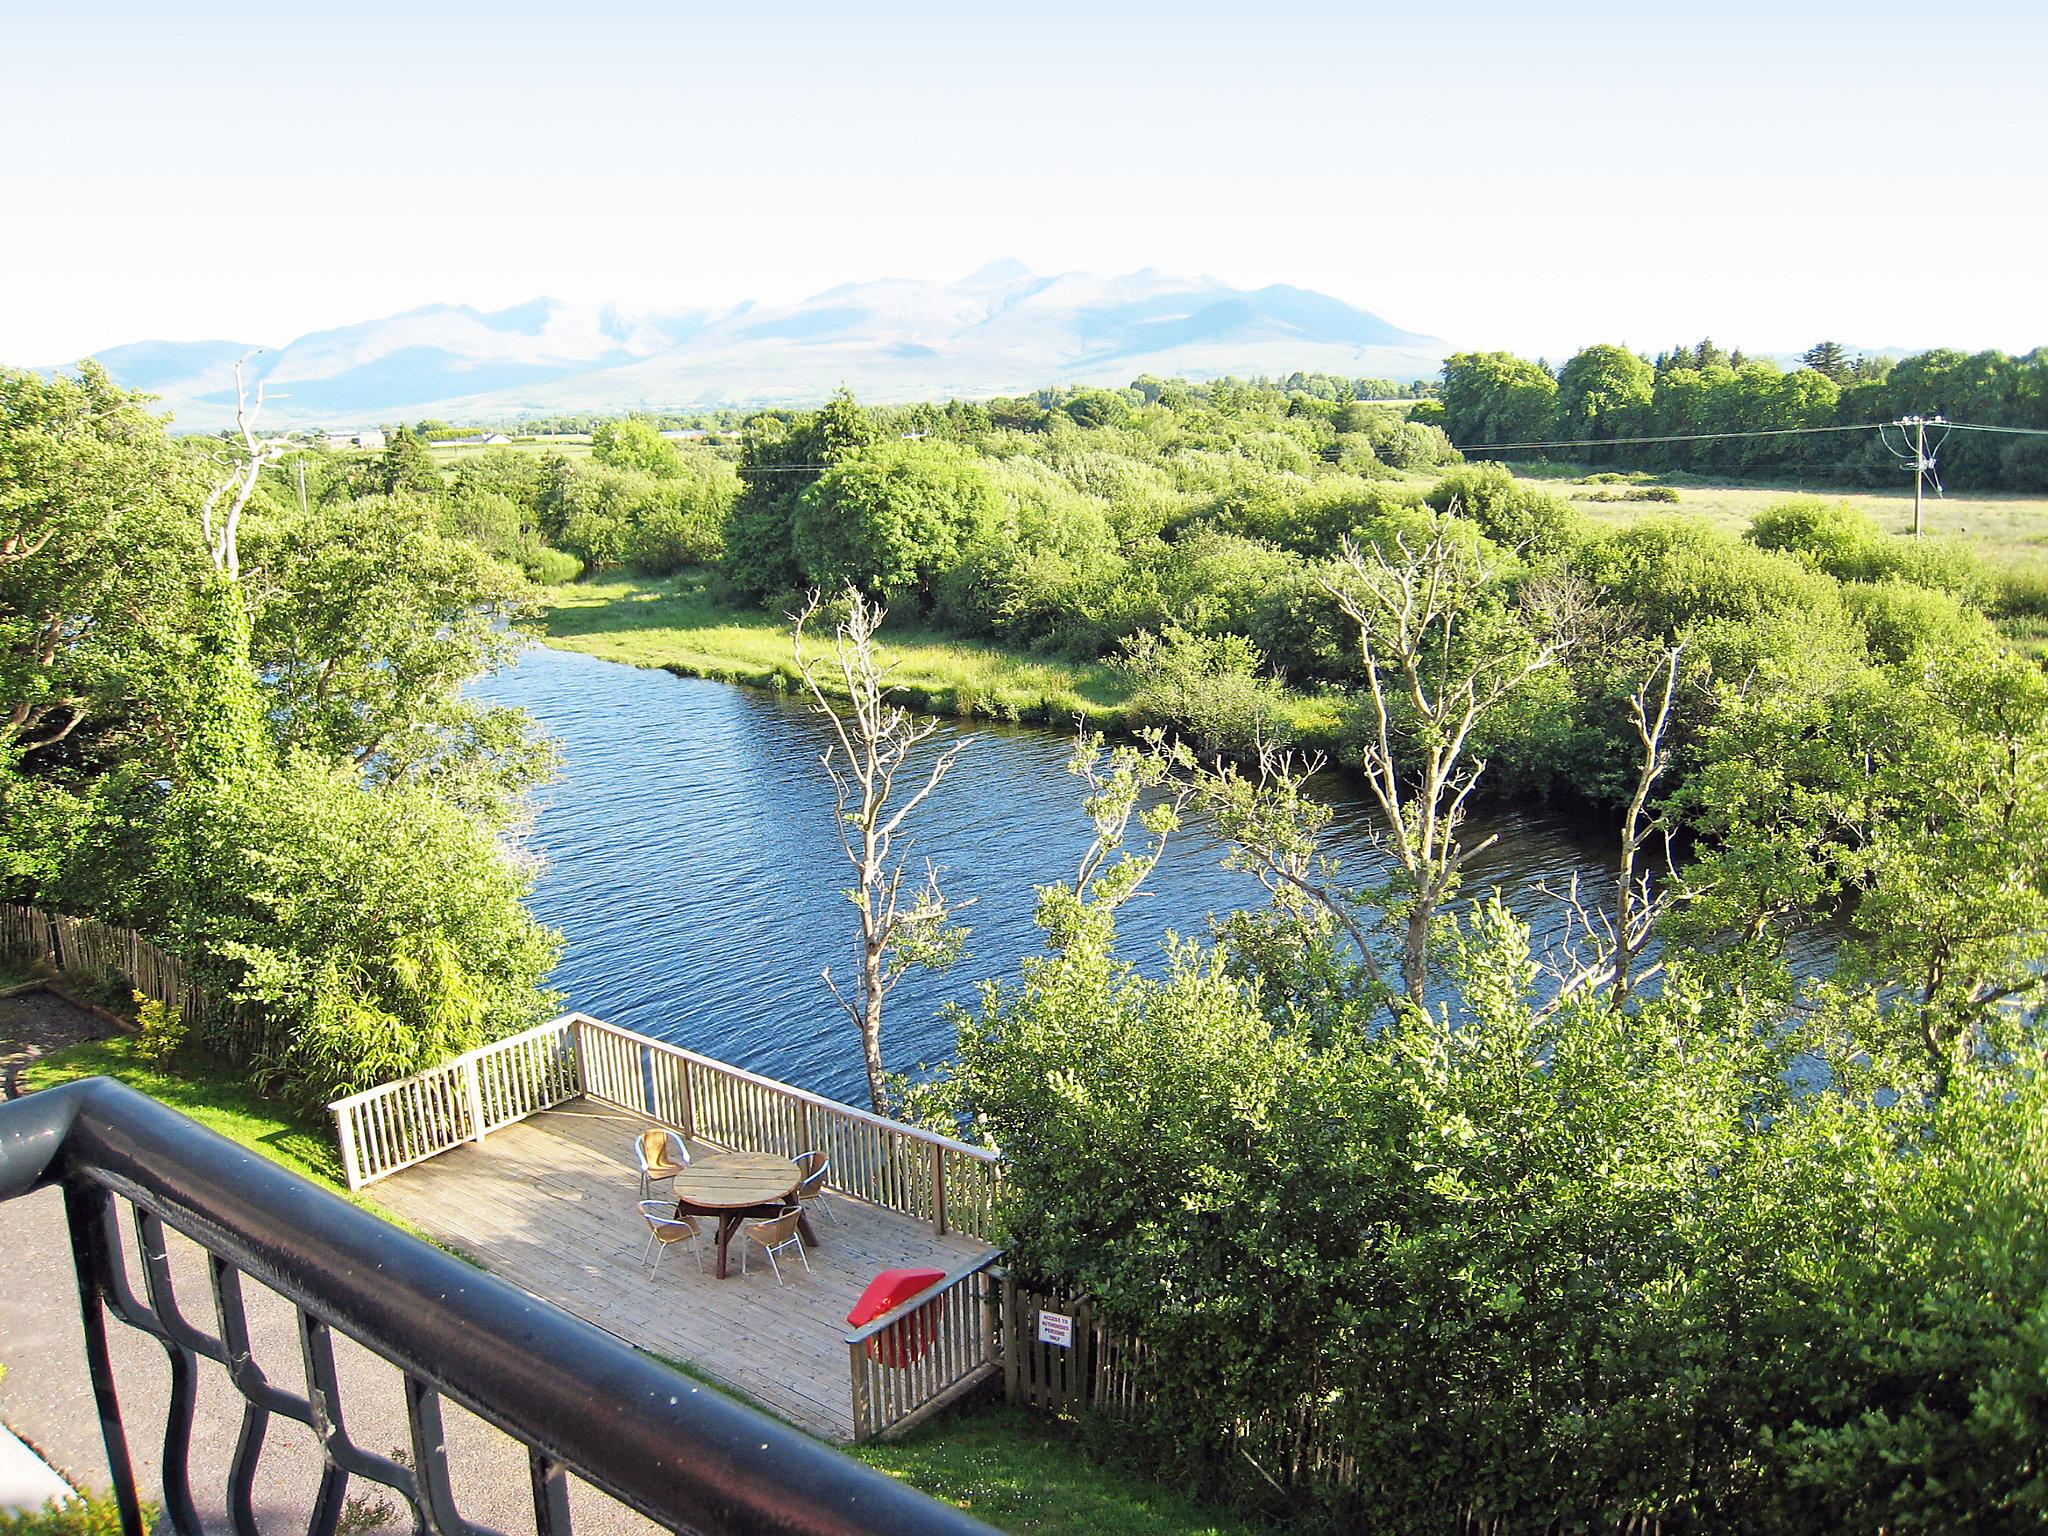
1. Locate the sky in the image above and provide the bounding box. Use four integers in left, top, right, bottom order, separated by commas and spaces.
3, 0, 2044, 364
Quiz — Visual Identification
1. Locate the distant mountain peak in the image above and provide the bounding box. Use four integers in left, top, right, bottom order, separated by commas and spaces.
957, 257, 1034, 288
68, 265, 1445, 428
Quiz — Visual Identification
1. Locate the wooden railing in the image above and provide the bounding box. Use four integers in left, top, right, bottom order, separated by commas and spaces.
0, 901, 203, 1028
328, 1017, 582, 1190
567, 1013, 1002, 1239
845, 1250, 1004, 1442
328, 1012, 1003, 1237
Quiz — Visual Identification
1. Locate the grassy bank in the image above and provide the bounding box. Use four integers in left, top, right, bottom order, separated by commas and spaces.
541, 572, 1137, 725
540, 572, 1347, 746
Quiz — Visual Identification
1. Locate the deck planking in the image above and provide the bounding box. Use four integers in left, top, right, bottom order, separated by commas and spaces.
372, 1097, 991, 1441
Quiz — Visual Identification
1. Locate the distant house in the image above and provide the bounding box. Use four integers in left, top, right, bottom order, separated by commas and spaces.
660, 428, 711, 441
321, 428, 387, 451
435, 431, 512, 447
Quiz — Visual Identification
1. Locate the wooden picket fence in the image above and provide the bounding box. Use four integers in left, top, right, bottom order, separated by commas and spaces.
0, 902, 203, 1028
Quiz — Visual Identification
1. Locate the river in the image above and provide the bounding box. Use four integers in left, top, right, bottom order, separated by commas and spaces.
473, 643, 1711, 1106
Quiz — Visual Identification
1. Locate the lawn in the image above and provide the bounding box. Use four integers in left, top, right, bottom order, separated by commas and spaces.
853, 1405, 1267, 1536
19, 1035, 348, 1189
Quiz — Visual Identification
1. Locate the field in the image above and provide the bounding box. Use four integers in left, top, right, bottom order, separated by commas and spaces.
1496, 466, 2048, 570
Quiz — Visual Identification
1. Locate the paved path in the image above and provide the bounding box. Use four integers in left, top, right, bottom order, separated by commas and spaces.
0, 1185, 668, 1536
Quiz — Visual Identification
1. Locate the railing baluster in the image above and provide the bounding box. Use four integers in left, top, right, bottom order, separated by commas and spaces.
528, 1449, 571, 1536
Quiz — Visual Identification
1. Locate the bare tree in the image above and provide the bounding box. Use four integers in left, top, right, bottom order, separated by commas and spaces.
1537, 643, 1686, 1012
1321, 511, 1578, 1008
794, 589, 974, 1114
199, 352, 291, 581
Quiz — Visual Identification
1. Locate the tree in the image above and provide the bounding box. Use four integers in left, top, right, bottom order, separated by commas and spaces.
1800, 340, 1854, 382
792, 440, 1001, 604
590, 417, 683, 477
1554, 344, 1654, 449
373, 427, 441, 498
1321, 512, 1579, 1006
1438, 352, 1558, 450
793, 589, 973, 1113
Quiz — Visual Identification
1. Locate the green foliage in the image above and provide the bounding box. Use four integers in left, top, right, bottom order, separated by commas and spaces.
794, 440, 1003, 604
1119, 625, 1291, 757
589, 417, 684, 476
2, 367, 563, 1108
0, 1493, 155, 1536
133, 989, 186, 1065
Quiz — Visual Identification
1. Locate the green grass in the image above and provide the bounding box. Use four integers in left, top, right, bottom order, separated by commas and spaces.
853, 1406, 1266, 1536
543, 572, 1138, 726
20, 1036, 348, 1188
539, 571, 1347, 744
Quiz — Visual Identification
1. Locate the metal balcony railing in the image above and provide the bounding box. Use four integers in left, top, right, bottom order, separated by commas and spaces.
0, 1077, 999, 1536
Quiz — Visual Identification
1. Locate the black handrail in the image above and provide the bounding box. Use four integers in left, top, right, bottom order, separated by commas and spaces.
0, 1078, 1000, 1536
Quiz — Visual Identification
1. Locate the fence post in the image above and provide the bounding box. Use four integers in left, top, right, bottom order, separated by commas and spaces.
1073, 1296, 1095, 1412
999, 1269, 1018, 1405
847, 1338, 872, 1443
332, 1105, 364, 1192
465, 1057, 486, 1144
930, 1142, 948, 1237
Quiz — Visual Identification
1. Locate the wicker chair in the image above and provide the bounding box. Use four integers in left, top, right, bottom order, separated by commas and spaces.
740, 1204, 810, 1286
634, 1128, 690, 1200
637, 1201, 704, 1278
792, 1149, 835, 1223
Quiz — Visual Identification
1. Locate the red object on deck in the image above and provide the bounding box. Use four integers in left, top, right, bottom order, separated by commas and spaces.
847, 1267, 947, 1367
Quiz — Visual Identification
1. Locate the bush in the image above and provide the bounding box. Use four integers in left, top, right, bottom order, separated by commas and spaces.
1427, 464, 1582, 561
0, 1494, 155, 1536
156, 760, 563, 1107
950, 890, 2048, 1531
1748, 497, 1993, 606
517, 545, 584, 585
1119, 625, 1292, 756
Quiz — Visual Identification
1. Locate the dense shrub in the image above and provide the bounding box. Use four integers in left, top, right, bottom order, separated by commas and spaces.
1118, 625, 1292, 756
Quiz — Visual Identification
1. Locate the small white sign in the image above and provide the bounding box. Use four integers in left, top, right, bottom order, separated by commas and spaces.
1037, 1310, 1074, 1348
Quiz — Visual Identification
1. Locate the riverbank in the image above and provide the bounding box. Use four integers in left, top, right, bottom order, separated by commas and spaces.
539, 570, 1348, 746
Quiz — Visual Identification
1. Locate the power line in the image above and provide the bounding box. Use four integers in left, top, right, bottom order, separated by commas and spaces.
1942, 421, 2048, 438
1452, 422, 1885, 454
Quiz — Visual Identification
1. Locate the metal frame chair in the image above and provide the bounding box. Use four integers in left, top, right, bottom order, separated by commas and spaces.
792, 1149, 835, 1224
634, 1128, 690, 1200
637, 1200, 704, 1278
740, 1204, 810, 1286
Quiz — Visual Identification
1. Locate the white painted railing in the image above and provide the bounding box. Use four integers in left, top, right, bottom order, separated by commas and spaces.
328, 1017, 581, 1190
567, 1013, 1002, 1239
844, 1250, 1004, 1442
328, 1012, 1003, 1238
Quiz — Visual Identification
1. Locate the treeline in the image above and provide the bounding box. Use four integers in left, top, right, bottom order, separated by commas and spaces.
1437, 341, 2048, 488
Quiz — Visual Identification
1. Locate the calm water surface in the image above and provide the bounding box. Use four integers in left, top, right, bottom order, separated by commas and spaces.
477, 645, 1713, 1106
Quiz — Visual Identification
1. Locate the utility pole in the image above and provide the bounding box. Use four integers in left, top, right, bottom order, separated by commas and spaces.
1889, 414, 1947, 538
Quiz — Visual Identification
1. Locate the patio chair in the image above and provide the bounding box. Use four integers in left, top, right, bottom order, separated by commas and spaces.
740, 1204, 811, 1286
634, 1128, 689, 1200
793, 1149, 835, 1223
637, 1201, 704, 1279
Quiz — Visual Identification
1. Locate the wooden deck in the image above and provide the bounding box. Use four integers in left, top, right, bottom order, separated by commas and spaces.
372, 1097, 991, 1442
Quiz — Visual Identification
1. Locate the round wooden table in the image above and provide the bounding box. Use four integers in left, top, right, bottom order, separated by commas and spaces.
668, 1153, 818, 1279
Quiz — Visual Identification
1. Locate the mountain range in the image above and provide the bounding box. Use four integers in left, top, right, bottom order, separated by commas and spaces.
60, 261, 1445, 430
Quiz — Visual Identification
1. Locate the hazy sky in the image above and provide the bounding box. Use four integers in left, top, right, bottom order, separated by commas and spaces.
4, 0, 2043, 363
